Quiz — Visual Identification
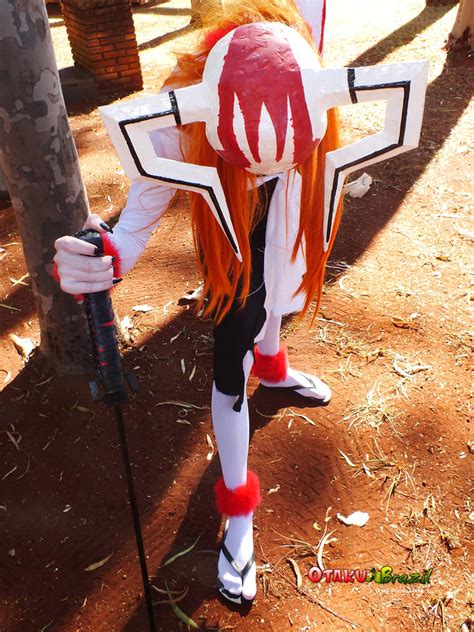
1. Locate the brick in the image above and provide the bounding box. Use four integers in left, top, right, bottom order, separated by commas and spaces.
102, 50, 122, 59
84, 52, 105, 63
62, 12, 98, 27
118, 68, 141, 78
114, 40, 137, 50
95, 14, 133, 26
70, 43, 105, 59
86, 29, 128, 39
95, 71, 119, 80
99, 32, 135, 45
118, 54, 139, 64
93, 58, 119, 68
126, 59, 141, 68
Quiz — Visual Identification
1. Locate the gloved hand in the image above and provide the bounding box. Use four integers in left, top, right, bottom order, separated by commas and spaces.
53, 213, 121, 296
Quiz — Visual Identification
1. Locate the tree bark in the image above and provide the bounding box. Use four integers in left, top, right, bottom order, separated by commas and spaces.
0, 0, 90, 373
446, 0, 473, 52
426, 0, 458, 6
190, 0, 202, 23
0, 163, 10, 201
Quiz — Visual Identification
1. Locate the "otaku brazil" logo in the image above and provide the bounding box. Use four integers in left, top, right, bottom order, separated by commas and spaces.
308, 565, 433, 585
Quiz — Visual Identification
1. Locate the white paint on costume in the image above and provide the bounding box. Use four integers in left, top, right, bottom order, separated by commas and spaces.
296, 0, 326, 54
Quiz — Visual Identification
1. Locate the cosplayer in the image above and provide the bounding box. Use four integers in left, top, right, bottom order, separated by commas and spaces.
54, 0, 427, 605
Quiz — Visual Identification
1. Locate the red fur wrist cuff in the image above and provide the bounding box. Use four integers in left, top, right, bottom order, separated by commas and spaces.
214, 470, 261, 516
252, 345, 288, 383
101, 232, 122, 278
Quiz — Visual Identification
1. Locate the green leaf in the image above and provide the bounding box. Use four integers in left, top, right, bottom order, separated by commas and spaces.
165, 581, 200, 629
159, 534, 200, 569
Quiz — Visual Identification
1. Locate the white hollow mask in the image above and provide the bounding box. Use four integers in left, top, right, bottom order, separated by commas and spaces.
203, 22, 326, 175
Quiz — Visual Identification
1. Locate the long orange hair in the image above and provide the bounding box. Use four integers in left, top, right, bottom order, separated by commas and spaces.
164, 0, 343, 323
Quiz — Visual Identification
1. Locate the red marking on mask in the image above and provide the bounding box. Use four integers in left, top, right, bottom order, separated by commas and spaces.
320, 0, 326, 55
216, 24, 317, 170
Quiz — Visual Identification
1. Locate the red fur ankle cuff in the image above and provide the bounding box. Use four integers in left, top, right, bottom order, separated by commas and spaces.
214, 470, 261, 516
252, 345, 288, 383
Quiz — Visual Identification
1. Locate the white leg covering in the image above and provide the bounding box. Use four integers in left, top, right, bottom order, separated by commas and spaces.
212, 350, 257, 600
257, 311, 331, 402
256, 311, 282, 356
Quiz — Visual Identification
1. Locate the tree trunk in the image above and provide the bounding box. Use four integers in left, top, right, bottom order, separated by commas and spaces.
446, 0, 473, 52
0, 0, 90, 373
0, 163, 10, 201
190, 0, 202, 22
426, 0, 458, 6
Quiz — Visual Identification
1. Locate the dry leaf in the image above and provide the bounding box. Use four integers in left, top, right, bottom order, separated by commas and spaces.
118, 315, 133, 342
287, 410, 317, 426
9, 273, 29, 287
75, 405, 93, 414
155, 400, 207, 410
268, 484, 280, 495
288, 558, 302, 588
1, 369, 12, 385
163, 300, 173, 314
6, 430, 21, 451
178, 284, 204, 305
9, 334, 35, 359
338, 449, 356, 467
362, 462, 374, 478
132, 304, 153, 313
170, 330, 182, 343
343, 172, 373, 198
391, 315, 420, 330
393, 359, 431, 378
206, 434, 214, 461
84, 553, 113, 572
0, 303, 21, 312
2, 465, 17, 480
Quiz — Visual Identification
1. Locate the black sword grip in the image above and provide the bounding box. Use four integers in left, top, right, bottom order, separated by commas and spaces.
74, 229, 128, 406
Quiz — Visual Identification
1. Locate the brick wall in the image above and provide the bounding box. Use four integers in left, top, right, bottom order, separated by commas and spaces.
61, 0, 143, 93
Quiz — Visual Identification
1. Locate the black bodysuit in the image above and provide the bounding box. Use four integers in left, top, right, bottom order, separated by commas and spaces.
213, 177, 278, 411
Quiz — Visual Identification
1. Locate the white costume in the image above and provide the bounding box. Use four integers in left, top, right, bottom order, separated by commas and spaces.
107, 131, 307, 320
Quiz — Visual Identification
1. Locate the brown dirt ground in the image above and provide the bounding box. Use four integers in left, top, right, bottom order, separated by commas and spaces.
0, 1, 473, 631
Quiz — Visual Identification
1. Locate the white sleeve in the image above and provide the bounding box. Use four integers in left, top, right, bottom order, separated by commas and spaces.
107, 126, 183, 275
294, 0, 326, 54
